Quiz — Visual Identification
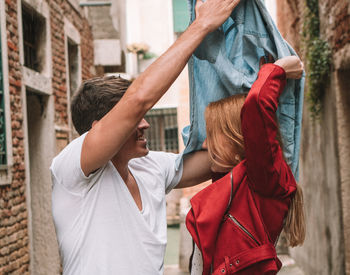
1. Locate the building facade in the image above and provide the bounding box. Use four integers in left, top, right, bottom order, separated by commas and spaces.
0, 0, 94, 273
1, 0, 192, 273
277, 1, 350, 274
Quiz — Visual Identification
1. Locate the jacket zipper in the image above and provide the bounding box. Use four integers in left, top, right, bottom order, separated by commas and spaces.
227, 214, 260, 246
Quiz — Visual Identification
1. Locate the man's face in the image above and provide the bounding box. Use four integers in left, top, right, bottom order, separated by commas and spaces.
120, 118, 150, 159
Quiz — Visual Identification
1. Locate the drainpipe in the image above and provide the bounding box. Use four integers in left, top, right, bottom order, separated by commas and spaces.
79, 2, 111, 7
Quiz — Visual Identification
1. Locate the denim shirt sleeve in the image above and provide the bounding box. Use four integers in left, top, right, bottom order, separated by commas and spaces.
180, 0, 305, 181
241, 64, 296, 197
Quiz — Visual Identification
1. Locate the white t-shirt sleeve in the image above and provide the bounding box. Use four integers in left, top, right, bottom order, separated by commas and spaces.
50, 133, 102, 196
148, 151, 183, 194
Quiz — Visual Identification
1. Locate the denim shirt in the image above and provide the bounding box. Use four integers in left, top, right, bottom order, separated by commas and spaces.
179, 0, 304, 180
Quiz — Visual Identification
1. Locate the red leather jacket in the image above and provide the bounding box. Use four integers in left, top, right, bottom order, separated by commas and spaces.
186, 64, 297, 275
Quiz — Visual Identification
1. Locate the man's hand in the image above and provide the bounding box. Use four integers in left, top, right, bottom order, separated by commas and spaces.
274, 56, 304, 79
195, 0, 241, 33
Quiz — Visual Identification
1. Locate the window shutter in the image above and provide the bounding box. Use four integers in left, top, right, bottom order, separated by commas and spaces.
172, 0, 190, 34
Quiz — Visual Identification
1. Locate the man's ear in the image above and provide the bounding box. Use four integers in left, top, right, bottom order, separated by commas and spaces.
92, 120, 98, 127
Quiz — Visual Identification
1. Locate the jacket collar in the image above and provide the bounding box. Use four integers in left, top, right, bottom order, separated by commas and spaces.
186, 161, 247, 274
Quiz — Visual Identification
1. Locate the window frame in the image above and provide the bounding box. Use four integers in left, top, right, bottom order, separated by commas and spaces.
21, 4, 46, 73
0, 0, 14, 185
64, 18, 82, 141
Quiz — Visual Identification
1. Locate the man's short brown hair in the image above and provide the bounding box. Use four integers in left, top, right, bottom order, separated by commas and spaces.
71, 76, 131, 135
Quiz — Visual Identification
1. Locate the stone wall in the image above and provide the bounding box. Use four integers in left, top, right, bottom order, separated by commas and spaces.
277, 0, 350, 274
0, 0, 94, 274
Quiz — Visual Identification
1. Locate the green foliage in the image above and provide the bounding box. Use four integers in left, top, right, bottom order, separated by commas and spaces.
142, 52, 157, 60
306, 39, 331, 116
303, 0, 332, 118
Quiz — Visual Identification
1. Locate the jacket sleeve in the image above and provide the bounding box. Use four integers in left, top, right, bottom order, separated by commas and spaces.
241, 63, 294, 197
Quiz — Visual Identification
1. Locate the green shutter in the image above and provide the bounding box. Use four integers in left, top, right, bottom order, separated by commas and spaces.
172, 0, 190, 33
0, 29, 7, 166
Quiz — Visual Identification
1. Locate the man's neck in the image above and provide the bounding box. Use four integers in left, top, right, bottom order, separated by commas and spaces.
111, 155, 143, 211
111, 156, 130, 182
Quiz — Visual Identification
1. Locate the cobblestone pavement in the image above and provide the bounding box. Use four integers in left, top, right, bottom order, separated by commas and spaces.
164, 265, 304, 275
278, 255, 305, 275
164, 265, 189, 275
164, 255, 305, 275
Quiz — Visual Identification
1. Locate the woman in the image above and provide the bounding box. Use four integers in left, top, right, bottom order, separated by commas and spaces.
186, 56, 305, 275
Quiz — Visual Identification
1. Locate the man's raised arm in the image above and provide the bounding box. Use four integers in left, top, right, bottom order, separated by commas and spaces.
81, 0, 240, 176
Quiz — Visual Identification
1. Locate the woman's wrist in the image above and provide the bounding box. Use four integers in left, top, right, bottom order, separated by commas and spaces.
274, 56, 303, 79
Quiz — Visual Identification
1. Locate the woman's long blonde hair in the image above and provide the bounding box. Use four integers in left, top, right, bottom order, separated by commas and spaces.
205, 94, 305, 247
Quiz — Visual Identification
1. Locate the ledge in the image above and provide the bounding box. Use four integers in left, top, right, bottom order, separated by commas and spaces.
0, 165, 13, 186
55, 125, 71, 133
23, 67, 52, 95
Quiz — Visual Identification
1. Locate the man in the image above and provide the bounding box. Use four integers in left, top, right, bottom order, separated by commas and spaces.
50, 0, 241, 274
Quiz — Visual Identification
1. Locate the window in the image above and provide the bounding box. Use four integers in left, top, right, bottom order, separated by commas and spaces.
68, 39, 79, 96
145, 108, 179, 153
95, 65, 121, 76
67, 39, 80, 139
103, 66, 120, 74
22, 4, 46, 72
172, 0, 190, 34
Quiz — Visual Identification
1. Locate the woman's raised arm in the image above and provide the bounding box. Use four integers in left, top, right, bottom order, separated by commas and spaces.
241, 57, 303, 197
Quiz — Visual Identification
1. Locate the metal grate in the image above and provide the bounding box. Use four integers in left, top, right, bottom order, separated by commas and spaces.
0, 31, 7, 166
145, 108, 179, 153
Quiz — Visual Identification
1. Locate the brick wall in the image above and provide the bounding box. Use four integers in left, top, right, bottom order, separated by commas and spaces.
276, 0, 302, 53
277, 0, 350, 54
51, 1, 94, 128
320, 0, 350, 51
0, 0, 94, 273
0, 0, 29, 273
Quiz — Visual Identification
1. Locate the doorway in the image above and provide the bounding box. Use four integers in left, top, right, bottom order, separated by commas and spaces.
26, 90, 60, 274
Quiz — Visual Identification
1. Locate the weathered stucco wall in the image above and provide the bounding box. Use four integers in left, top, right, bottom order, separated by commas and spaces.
334, 44, 350, 275
87, 5, 119, 40
290, 72, 345, 275
277, 0, 350, 274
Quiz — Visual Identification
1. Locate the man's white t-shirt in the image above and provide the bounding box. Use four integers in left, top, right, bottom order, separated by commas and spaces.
50, 133, 183, 275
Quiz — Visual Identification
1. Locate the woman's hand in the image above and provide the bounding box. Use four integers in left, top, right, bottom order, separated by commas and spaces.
274, 56, 304, 79
194, 0, 241, 33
